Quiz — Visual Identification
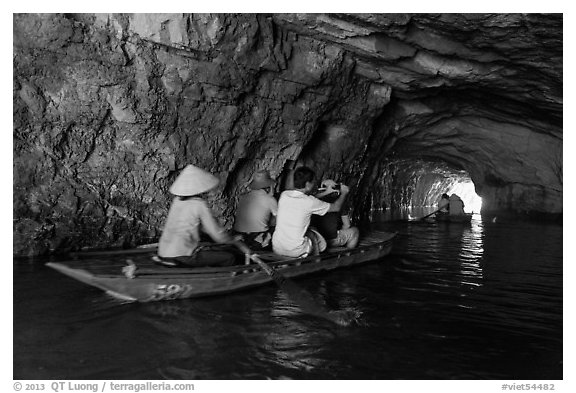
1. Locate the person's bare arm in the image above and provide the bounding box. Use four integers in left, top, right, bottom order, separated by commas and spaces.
200, 203, 232, 244
327, 184, 349, 213
341, 215, 352, 229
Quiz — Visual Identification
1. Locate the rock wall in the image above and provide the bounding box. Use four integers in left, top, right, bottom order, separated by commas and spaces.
13, 13, 562, 257
13, 14, 390, 256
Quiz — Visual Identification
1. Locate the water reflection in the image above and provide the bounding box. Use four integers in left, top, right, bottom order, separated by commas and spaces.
262, 291, 333, 373
457, 215, 484, 287
139, 295, 273, 379
376, 213, 487, 309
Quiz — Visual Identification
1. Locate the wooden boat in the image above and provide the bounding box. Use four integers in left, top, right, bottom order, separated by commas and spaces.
47, 231, 396, 302
435, 213, 473, 223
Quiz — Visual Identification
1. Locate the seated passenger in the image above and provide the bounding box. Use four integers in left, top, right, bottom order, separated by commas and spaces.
157, 164, 237, 267
449, 194, 466, 215
272, 166, 349, 258
437, 193, 450, 216
312, 179, 359, 249
233, 170, 278, 250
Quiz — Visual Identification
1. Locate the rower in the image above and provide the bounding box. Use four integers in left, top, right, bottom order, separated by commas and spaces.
437, 193, 450, 216
156, 164, 239, 268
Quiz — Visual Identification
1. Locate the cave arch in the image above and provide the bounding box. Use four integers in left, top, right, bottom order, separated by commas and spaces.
356, 157, 482, 221
356, 94, 562, 218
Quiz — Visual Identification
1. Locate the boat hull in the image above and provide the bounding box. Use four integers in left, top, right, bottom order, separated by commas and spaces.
435, 213, 473, 223
47, 231, 396, 302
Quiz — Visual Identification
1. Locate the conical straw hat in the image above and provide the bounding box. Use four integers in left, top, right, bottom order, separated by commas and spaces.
169, 165, 220, 196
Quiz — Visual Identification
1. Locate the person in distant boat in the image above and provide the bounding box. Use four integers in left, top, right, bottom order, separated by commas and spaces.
272, 166, 350, 258
311, 179, 359, 249
437, 193, 450, 216
157, 164, 237, 268
233, 170, 278, 251
449, 194, 466, 215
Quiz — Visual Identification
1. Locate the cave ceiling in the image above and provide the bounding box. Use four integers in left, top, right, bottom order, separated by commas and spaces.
274, 13, 562, 130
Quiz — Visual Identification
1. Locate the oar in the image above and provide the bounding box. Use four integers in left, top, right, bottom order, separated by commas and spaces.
232, 241, 360, 326
418, 207, 443, 221
70, 243, 159, 257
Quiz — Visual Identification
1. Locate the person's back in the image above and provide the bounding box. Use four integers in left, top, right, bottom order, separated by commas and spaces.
233, 170, 278, 250
273, 166, 352, 258
157, 164, 236, 267
273, 189, 329, 257
234, 170, 277, 233
160, 197, 226, 257
311, 208, 340, 241
234, 189, 277, 232
449, 194, 465, 215
438, 193, 450, 214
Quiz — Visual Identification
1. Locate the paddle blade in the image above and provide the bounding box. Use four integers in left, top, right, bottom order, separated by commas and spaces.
232, 240, 360, 327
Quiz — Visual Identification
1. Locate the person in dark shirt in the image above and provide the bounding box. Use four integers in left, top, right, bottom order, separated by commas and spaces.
311, 179, 359, 249
437, 193, 450, 216
449, 194, 466, 215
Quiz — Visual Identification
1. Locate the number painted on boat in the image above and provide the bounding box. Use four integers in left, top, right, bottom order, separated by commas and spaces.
150, 284, 187, 301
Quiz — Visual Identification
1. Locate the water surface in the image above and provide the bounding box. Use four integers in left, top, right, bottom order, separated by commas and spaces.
13, 214, 562, 379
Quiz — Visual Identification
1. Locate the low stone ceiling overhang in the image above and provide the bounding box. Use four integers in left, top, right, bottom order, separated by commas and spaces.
273, 13, 563, 129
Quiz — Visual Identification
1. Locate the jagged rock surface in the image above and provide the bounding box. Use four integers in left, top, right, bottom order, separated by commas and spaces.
13, 13, 562, 256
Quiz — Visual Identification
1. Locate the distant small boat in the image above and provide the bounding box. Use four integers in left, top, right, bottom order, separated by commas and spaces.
47, 231, 396, 302
435, 213, 473, 223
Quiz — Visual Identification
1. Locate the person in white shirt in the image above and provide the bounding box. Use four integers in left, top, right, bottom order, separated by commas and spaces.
233, 170, 278, 250
272, 166, 350, 258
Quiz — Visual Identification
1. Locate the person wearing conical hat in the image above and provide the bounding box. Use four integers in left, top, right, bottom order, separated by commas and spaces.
233, 170, 278, 250
157, 164, 237, 267
311, 179, 359, 249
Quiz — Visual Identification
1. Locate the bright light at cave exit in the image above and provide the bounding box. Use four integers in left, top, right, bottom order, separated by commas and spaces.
447, 181, 483, 213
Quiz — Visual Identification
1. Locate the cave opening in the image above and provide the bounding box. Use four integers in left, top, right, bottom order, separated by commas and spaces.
370, 157, 483, 220
445, 179, 483, 214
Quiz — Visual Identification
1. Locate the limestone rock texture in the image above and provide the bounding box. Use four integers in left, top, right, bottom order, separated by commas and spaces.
13, 13, 562, 256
